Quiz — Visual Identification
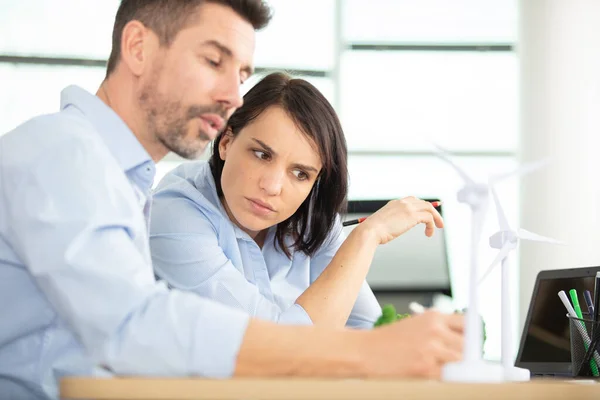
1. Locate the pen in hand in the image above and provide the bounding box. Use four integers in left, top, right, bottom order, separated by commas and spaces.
342, 217, 366, 227
342, 201, 442, 227
408, 302, 426, 314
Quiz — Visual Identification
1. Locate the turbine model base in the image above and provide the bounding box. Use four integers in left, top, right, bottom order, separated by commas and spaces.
504, 366, 530, 381
442, 361, 505, 383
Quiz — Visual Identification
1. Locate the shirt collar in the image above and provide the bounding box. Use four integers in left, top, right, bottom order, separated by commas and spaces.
196, 163, 244, 239
60, 85, 154, 175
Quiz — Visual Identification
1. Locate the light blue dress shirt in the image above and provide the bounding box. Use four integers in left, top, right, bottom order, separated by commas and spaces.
149, 161, 381, 329
0, 86, 251, 400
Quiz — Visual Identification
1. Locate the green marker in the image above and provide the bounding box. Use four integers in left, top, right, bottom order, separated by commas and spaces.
570, 289, 599, 377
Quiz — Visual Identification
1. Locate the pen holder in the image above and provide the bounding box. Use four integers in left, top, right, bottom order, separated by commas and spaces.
568, 314, 600, 377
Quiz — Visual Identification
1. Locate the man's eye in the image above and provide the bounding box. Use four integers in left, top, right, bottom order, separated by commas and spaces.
206, 58, 220, 67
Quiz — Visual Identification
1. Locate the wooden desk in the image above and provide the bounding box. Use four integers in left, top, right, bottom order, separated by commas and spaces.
60, 377, 600, 400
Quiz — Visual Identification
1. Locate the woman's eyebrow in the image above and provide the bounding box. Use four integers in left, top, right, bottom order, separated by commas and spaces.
291, 163, 319, 173
251, 138, 277, 156
251, 138, 319, 173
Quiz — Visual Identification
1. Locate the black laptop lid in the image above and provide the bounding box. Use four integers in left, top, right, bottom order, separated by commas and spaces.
515, 266, 600, 376
344, 199, 451, 296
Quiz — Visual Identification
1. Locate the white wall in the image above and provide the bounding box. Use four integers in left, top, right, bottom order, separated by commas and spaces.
519, 0, 600, 330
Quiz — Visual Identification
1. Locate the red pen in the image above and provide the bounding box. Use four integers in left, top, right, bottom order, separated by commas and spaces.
342, 201, 442, 227
342, 217, 367, 227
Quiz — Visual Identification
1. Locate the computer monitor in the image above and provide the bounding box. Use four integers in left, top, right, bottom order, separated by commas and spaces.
343, 199, 451, 296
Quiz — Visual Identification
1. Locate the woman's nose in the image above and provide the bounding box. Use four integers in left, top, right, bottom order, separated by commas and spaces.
259, 169, 284, 196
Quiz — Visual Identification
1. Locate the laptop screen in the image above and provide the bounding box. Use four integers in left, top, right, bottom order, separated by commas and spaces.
343, 199, 451, 295
516, 267, 600, 375
519, 277, 594, 363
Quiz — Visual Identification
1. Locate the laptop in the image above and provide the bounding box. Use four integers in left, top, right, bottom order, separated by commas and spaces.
515, 266, 600, 377
343, 199, 451, 296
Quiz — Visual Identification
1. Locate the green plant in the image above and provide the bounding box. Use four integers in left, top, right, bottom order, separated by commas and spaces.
373, 304, 409, 327
373, 305, 487, 346
457, 308, 487, 345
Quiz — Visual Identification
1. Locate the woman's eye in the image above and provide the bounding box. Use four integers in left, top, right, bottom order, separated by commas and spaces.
253, 150, 270, 161
292, 170, 309, 181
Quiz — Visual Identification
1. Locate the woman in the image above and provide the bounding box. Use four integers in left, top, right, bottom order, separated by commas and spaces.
149, 72, 443, 329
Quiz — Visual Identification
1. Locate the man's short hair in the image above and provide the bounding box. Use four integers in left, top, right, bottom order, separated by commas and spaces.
106, 0, 272, 76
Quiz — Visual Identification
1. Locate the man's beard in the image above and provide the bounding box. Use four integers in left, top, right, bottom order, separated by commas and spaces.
139, 82, 228, 160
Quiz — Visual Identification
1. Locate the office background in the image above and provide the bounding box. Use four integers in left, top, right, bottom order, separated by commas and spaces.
1, 0, 523, 360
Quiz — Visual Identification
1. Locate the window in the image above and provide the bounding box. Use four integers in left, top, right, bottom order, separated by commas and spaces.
254, 0, 336, 71
0, 64, 106, 134
0, 0, 118, 59
340, 51, 518, 152
343, 0, 517, 43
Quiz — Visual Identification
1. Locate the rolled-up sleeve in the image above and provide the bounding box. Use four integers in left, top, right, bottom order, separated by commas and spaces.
310, 220, 381, 329
4, 137, 250, 377
150, 186, 313, 326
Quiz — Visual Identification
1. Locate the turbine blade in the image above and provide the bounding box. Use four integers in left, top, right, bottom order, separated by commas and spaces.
431, 143, 475, 184
479, 242, 514, 284
490, 186, 511, 231
490, 158, 550, 184
518, 228, 565, 245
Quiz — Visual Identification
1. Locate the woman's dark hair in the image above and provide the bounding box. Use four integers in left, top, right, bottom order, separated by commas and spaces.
209, 72, 348, 258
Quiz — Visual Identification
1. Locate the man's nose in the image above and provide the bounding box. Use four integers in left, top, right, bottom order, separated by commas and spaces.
215, 73, 244, 111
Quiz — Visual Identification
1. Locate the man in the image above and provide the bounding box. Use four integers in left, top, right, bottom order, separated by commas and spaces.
0, 1, 464, 399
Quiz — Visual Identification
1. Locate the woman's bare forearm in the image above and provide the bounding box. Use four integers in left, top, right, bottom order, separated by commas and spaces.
293, 197, 444, 328
294, 225, 379, 328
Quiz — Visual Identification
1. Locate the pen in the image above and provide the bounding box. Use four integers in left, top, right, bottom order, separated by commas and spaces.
408, 302, 426, 314
342, 201, 442, 227
558, 290, 600, 376
584, 290, 595, 317
342, 217, 367, 227
570, 289, 585, 321
593, 272, 600, 335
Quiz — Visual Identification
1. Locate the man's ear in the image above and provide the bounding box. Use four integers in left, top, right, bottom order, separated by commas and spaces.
120, 20, 158, 77
218, 128, 235, 161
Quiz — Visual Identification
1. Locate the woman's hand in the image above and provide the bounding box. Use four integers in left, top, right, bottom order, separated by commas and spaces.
356, 197, 444, 245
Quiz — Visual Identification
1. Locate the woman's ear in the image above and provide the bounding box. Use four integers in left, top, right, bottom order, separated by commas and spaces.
218, 128, 234, 161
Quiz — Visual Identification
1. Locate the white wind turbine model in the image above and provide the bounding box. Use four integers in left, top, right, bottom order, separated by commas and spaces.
479, 185, 564, 381
433, 145, 548, 382
433, 145, 503, 382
